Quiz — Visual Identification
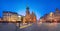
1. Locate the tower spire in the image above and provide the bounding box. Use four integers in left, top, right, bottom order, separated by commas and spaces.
26, 5, 30, 15
56, 8, 59, 12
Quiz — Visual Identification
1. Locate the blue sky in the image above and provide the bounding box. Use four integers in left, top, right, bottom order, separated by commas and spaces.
0, 0, 60, 20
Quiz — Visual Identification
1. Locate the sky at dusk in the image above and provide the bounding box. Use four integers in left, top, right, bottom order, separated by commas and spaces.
0, 0, 60, 20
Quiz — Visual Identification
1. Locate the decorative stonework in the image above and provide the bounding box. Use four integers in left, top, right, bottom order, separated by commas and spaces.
23, 6, 37, 23
39, 8, 60, 23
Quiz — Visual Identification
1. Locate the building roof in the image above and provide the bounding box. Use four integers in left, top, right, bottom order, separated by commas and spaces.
3, 11, 18, 14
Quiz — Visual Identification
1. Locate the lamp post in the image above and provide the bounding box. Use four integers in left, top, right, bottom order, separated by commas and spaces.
18, 16, 21, 27
50, 12, 53, 23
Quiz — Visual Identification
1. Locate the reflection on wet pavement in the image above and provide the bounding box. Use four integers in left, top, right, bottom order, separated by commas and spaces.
20, 23, 60, 31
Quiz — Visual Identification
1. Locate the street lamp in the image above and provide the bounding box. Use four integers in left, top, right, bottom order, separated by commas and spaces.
18, 16, 21, 27
50, 12, 53, 23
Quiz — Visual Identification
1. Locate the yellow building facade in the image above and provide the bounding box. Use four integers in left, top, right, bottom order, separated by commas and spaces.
3, 11, 19, 22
